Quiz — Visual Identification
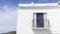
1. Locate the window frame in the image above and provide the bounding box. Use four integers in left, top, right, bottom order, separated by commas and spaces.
33, 12, 49, 29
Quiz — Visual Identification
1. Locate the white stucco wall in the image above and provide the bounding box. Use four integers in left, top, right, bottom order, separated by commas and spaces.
17, 4, 60, 34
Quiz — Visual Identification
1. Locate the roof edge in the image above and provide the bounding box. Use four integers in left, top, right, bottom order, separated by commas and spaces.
19, 3, 59, 7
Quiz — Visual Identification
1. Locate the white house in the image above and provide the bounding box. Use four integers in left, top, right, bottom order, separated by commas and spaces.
17, 1, 60, 34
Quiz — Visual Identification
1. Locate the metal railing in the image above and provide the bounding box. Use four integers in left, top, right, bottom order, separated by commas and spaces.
32, 19, 50, 28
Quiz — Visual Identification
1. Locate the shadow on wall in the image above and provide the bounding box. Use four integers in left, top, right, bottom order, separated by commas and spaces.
33, 29, 59, 34
33, 29, 53, 34
1, 31, 16, 34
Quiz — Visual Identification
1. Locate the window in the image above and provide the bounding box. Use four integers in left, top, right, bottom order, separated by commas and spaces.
33, 12, 49, 29
36, 13, 44, 27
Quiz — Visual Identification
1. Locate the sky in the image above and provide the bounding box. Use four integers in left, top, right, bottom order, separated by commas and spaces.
0, 0, 18, 33
18, 0, 59, 3
0, 0, 59, 33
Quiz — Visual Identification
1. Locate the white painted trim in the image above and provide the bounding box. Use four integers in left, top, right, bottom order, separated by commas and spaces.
44, 13, 48, 28
33, 13, 36, 28
19, 3, 60, 9
19, 3, 58, 7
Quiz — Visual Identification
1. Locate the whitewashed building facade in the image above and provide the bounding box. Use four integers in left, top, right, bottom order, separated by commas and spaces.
17, 2, 60, 34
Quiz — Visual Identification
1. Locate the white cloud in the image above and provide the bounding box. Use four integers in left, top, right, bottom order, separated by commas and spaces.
4, 5, 10, 13
4, 5, 8, 9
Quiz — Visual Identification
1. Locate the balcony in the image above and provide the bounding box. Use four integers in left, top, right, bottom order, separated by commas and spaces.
32, 19, 50, 30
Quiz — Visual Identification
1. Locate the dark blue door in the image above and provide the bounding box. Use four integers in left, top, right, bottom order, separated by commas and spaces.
36, 13, 44, 27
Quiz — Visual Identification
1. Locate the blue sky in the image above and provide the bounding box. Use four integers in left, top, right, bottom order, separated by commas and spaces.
0, 0, 18, 33
0, 0, 18, 12
18, 0, 59, 3
0, 0, 59, 33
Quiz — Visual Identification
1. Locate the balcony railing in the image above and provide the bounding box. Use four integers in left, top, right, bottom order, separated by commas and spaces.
32, 19, 50, 29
